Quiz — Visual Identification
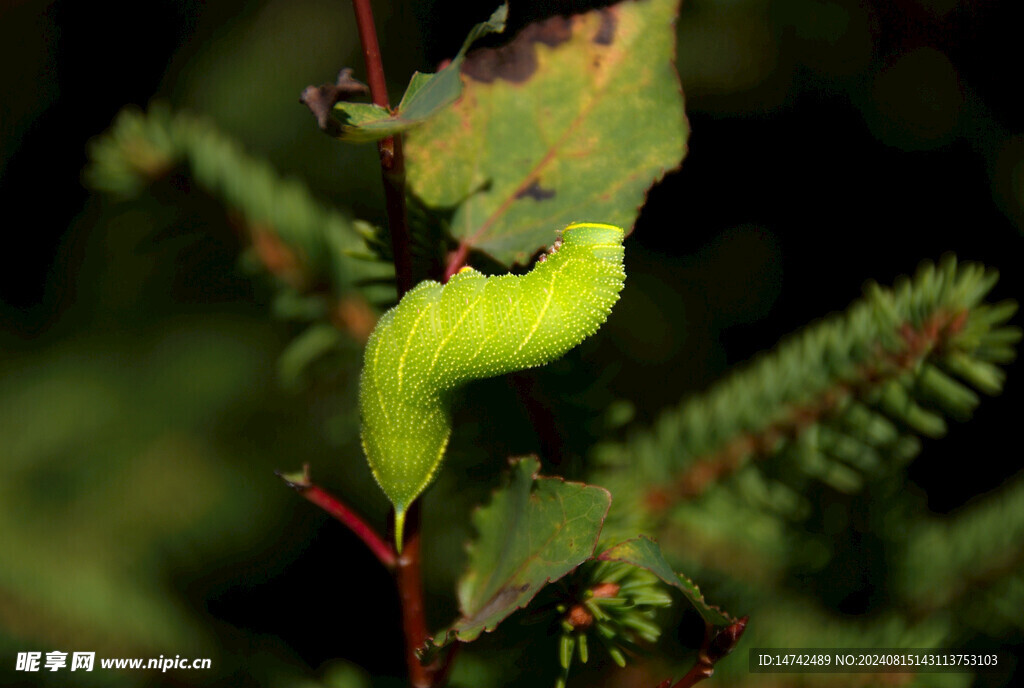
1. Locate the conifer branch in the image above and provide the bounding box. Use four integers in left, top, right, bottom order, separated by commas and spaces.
899, 471, 1024, 629
597, 257, 1019, 517
84, 105, 393, 309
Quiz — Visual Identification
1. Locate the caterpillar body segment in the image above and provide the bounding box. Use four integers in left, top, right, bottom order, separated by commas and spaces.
359, 222, 626, 549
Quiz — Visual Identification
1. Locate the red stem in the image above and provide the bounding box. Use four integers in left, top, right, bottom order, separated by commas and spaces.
351, 0, 388, 109
279, 471, 396, 569
443, 243, 471, 282
671, 622, 715, 688
382, 134, 414, 295
670, 617, 748, 688
350, 0, 414, 296
348, 2, 430, 685
281, 470, 438, 684
671, 660, 714, 688
434, 643, 461, 687
671, 664, 714, 688
396, 501, 436, 687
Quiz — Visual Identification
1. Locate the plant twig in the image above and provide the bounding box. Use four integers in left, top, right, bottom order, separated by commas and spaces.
433, 642, 461, 688
276, 466, 396, 569
349, 2, 485, 683
381, 135, 414, 295
348, 3, 432, 685
668, 617, 748, 688
509, 372, 565, 468
396, 501, 436, 687
350, 0, 387, 108
443, 243, 471, 282
670, 622, 715, 688
279, 468, 438, 684
350, 0, 414, 296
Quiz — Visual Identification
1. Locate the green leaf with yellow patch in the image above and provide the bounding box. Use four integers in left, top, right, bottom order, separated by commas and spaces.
405, 0, 687, 266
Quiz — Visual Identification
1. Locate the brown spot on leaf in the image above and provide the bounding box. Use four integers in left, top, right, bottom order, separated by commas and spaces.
301, 68, 369, 136
463, 15, 573, 84
594, 8, 617, 45
516, 179, 556, 201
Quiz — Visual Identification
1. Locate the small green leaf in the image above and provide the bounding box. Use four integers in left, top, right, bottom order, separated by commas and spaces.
427, 456, 611, 648
329, 4, 508, 142
598, 536, 736, 627
325, 103, 393, 143
406, 0, 687, 266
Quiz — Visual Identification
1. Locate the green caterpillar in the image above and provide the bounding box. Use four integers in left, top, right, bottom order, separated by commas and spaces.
359, 222, 626, 549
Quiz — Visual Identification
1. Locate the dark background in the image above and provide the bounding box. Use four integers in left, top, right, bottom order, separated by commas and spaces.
1, 0, 1022, 686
